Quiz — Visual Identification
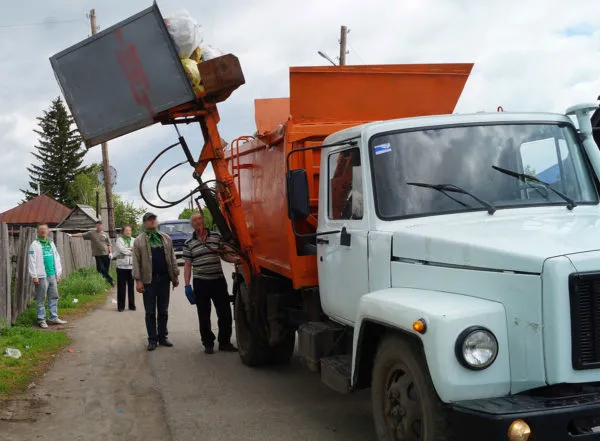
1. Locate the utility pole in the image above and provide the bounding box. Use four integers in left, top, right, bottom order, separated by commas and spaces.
90, 9, 116, 238
339, 25, 348, 66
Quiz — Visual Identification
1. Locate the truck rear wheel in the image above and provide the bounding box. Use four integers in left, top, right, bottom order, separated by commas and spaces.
267, 331, 296, 365
372, 334, 450, 441
234, 288, 268, 367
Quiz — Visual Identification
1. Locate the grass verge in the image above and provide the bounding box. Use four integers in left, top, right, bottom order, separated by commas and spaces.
1, 267, 111, 396
0, 327, 68, 394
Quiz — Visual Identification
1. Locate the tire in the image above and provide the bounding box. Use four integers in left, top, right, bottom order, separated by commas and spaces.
234, 290, 268, 367
267, 331, 296, 366
372, 334, 451, 441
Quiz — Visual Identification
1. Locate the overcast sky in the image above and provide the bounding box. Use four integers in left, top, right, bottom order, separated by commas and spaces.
2, 0, 600, 221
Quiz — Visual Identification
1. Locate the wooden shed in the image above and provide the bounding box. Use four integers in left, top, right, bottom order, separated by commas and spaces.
56, 204, 99, 231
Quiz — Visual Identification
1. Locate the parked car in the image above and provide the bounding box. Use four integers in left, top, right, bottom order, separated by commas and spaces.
158, 220, 193, 262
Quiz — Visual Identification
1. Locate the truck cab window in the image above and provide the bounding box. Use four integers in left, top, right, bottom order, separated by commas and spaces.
520, 137, 578, 196
328, 148, 363, 220
371, 123, 598, 219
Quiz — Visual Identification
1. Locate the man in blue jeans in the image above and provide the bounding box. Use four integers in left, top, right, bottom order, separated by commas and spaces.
28, 224, 67, 328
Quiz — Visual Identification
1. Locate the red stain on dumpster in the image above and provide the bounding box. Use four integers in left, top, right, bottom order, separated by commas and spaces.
114, 29, 154, 117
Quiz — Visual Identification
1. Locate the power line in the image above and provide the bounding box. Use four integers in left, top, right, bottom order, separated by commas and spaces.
349, 42, 366, 64
0, 19, 85, 29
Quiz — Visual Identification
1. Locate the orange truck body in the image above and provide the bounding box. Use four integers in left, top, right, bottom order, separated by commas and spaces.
228, 63, 473, 289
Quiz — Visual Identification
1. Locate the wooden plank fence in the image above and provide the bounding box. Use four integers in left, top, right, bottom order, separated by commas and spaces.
0, 224, 95, 325
0, 224, 10, 325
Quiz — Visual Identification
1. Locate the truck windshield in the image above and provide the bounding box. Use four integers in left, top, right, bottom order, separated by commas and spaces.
158, 223, 193, 235
370, 123, 598, 219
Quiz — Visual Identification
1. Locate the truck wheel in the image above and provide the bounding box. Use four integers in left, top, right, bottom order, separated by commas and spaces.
267, 331, 296, 365
372, 334, 450, 441
234, 291, 268, 367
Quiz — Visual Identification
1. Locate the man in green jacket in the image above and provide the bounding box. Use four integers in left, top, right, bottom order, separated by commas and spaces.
132, 213, 180, 351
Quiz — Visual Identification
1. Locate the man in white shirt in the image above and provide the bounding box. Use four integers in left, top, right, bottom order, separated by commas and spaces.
28, 224, 67, 328
115, 225, 136, 312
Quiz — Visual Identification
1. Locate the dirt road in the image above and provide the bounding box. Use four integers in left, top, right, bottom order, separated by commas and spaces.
0, 268, 374, 441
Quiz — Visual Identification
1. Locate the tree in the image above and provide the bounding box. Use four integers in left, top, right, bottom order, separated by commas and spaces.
67, 164, 105, 207
113, 194, 145, 235
178, 206, 213, 229
22, 97, 86, 206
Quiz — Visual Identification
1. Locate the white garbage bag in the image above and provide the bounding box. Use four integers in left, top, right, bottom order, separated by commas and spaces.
202, 45, 225, 61
165, 10, 203, 59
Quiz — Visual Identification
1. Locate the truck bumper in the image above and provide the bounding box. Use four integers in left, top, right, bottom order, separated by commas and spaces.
450, 390, 600, 440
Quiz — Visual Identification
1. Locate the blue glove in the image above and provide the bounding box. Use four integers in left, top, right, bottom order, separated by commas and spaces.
184, 285, 196, 305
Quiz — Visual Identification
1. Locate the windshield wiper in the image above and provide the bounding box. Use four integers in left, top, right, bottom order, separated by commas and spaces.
492, 165, 577, 210
406, 182, 496, 215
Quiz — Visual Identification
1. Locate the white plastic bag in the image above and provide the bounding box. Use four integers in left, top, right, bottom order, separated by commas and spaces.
165, 10, 203, 59
4, 348, 22, 359
202, 45, 225, 61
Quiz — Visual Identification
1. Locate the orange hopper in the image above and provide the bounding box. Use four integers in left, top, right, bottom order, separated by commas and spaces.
228, 63, 473, 289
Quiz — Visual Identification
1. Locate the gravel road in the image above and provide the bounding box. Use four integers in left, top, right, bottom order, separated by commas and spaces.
0, 265, 374, 441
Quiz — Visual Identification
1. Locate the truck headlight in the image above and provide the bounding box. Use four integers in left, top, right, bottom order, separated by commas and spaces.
455, 327, 498, 370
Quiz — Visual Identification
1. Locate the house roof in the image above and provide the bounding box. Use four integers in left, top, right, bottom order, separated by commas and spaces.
0, 194, 71, 225
57, 204, 99, 228
77, 205, 100, 222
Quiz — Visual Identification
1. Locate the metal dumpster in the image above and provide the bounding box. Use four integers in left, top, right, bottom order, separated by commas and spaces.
50, 4, 195, 147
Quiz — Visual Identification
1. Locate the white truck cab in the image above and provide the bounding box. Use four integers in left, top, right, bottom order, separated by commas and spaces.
306, 106, 600, 440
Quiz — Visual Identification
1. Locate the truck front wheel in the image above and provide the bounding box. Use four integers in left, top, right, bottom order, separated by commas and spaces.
372, 334, 450, 441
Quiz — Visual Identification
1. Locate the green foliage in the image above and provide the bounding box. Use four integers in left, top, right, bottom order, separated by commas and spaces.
113, 194, 145, 235
67, 163, 105, 207
178, 208, 199, 219
178, 207, 213, 229
21, 97, 86, 206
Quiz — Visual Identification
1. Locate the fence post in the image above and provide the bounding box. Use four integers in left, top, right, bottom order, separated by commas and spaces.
12, 228, 36, 322
0, 223, 11, 325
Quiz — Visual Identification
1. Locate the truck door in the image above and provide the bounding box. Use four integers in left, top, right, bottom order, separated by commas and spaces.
318, 146, 369, 324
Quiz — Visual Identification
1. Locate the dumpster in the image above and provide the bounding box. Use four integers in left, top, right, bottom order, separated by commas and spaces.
50, 4, 195, 147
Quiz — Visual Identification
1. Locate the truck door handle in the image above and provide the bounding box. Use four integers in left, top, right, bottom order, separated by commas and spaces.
317, 238, 329, 245
340, 227, 351, 247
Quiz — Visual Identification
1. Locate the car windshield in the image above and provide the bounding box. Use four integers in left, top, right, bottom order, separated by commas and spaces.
370, 123, 598, 219
158, 223, 193, 235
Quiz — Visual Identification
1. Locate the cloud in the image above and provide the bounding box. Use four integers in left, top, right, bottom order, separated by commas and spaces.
2, 0, 600, 219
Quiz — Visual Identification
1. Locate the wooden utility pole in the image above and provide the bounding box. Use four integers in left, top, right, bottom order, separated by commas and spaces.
90, 9, 116, 238
339, 26, 348, 66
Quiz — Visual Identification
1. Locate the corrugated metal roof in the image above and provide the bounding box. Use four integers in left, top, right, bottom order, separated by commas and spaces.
0, 194, 71, 225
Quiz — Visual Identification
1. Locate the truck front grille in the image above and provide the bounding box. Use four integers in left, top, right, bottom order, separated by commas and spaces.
570, 272, 600, 370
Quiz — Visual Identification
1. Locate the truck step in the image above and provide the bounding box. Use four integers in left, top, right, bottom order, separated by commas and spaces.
297, 322, 348, 372
320, 355, 352, 394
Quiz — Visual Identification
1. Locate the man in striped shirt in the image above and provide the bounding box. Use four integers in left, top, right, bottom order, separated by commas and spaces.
183, 213, 237, 354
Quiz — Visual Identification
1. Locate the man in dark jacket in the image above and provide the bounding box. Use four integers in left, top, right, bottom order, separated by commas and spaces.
132, 213, 180, 351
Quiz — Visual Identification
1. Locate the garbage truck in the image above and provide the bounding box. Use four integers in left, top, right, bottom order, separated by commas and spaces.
50, 4, 600, 440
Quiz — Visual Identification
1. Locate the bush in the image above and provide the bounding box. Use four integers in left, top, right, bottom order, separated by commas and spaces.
14, 267, 110, 327
57, 267, 109, 309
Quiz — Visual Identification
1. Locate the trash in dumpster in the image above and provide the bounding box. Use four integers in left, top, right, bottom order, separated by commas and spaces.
165, 9, 203, 59
190, 46, 203, 63
182, 59, 205, 96
4, 348, 22, 359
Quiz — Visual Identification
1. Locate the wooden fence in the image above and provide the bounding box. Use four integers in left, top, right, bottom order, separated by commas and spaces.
0, 224, 95, 325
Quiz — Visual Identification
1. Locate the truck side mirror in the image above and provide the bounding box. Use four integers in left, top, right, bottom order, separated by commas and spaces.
286, 169, 310, 221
